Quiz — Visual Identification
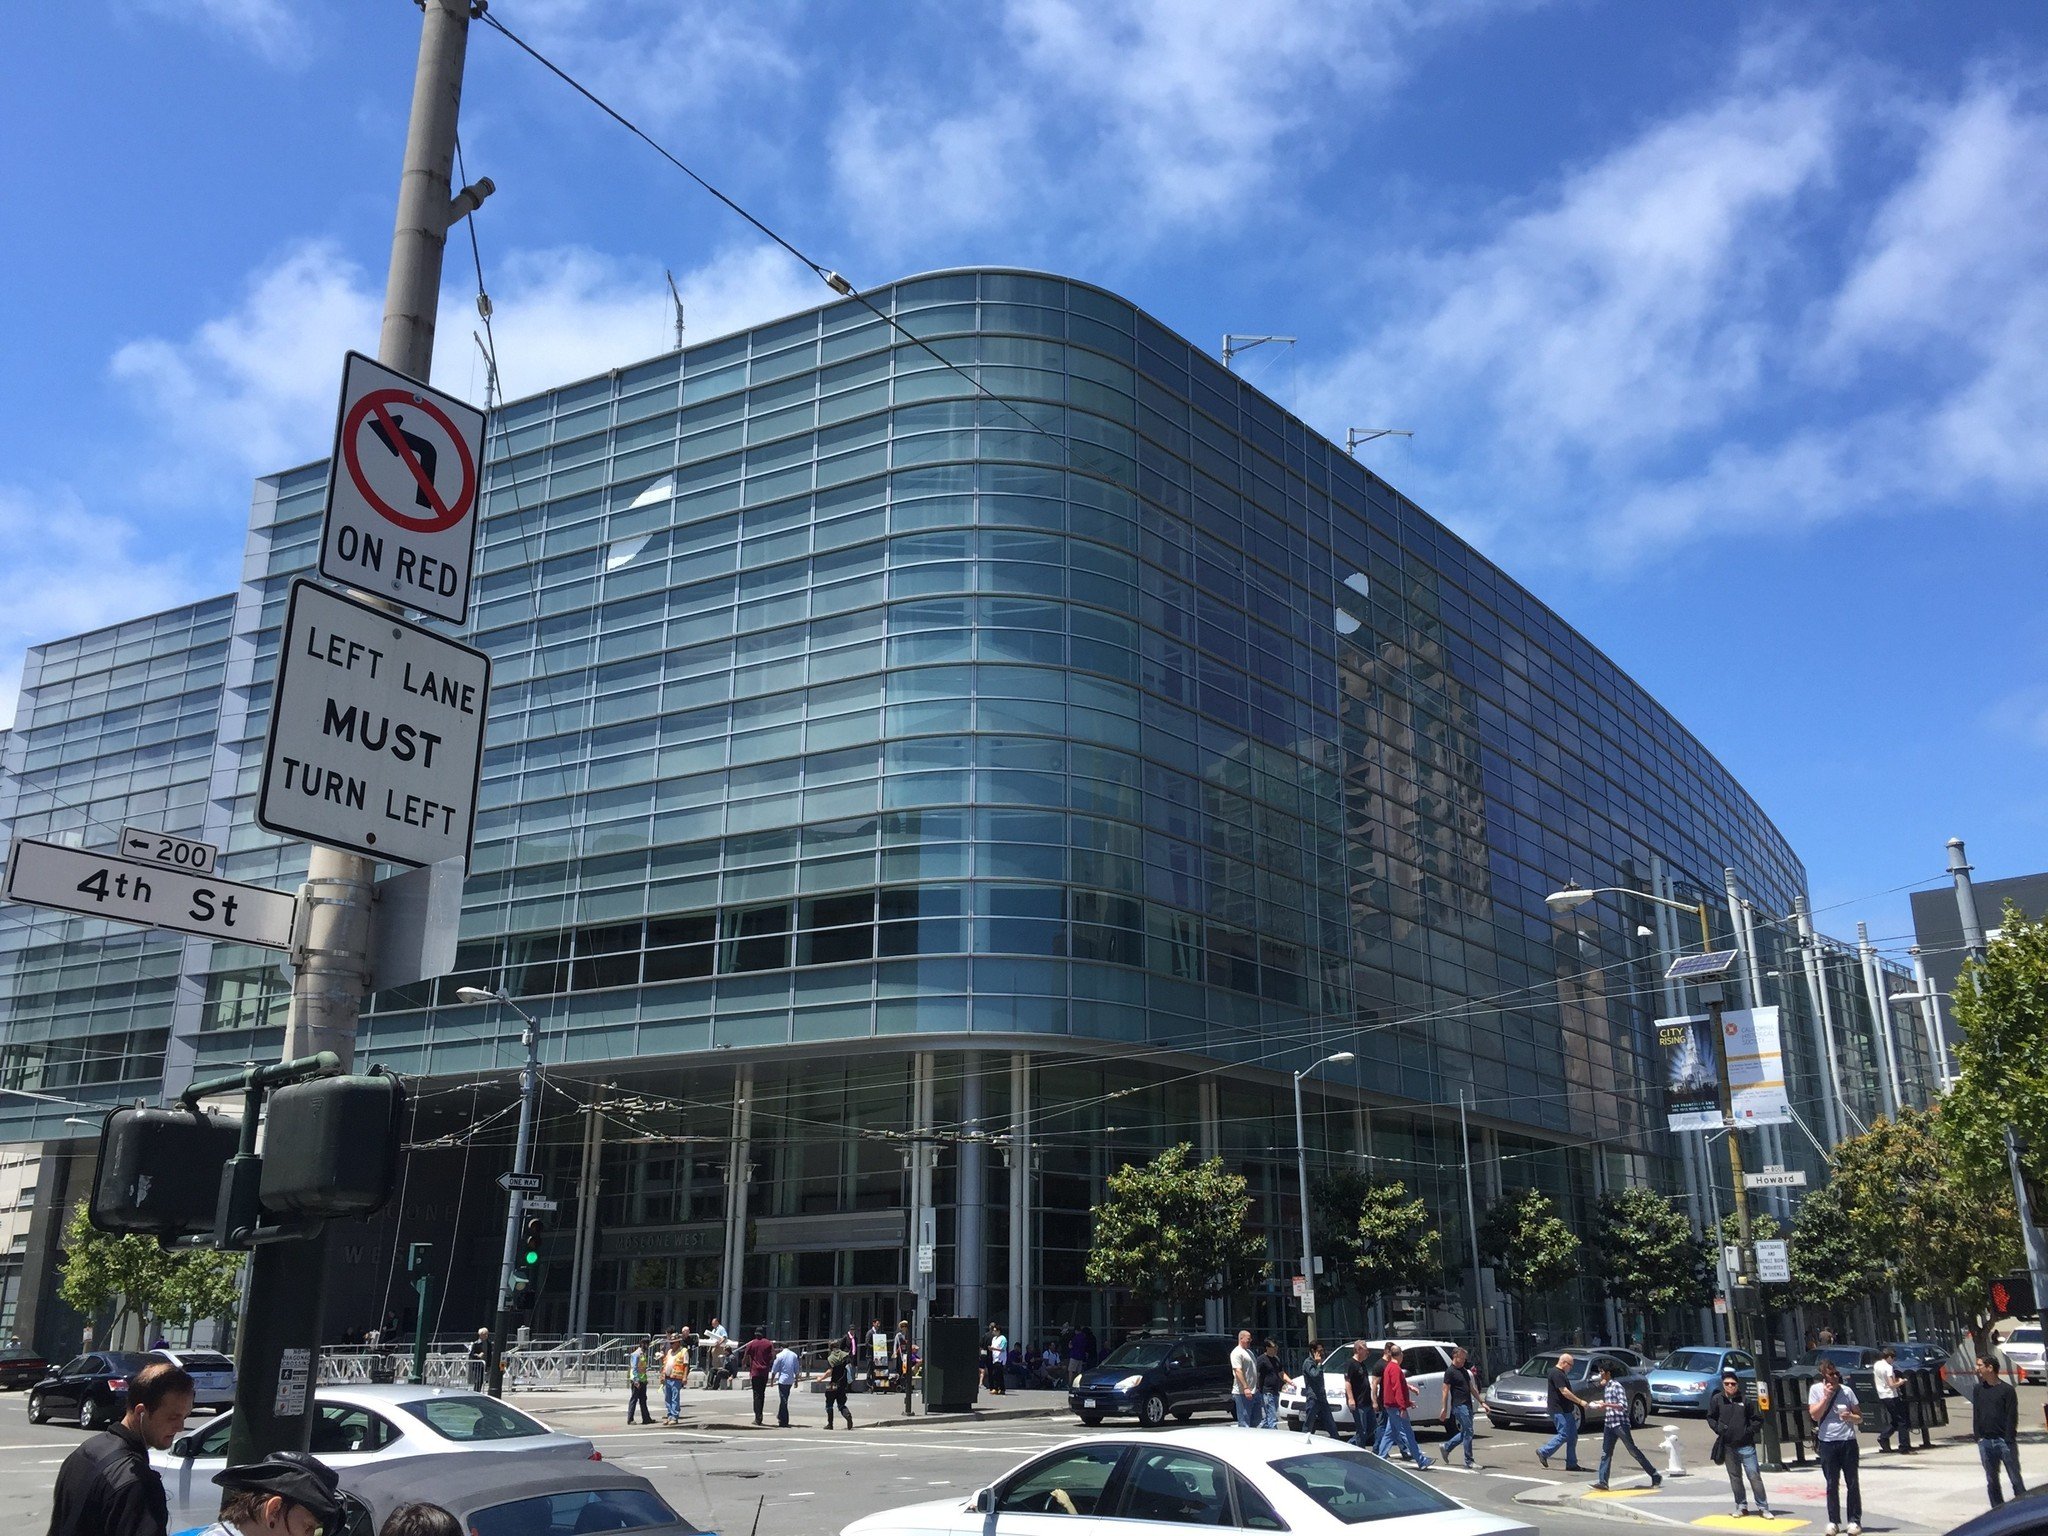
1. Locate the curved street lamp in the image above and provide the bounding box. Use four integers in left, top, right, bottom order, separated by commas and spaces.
1294, 1051, 1355, 1346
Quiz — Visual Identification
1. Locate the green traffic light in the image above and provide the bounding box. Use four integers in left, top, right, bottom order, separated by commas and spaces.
523, 1249, 539, 1265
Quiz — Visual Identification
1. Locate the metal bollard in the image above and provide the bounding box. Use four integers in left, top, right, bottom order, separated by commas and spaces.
1660, 1424, 1688, 1477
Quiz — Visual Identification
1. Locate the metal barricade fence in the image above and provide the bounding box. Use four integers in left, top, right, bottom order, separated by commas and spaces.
1765, 1366, 1945, 1467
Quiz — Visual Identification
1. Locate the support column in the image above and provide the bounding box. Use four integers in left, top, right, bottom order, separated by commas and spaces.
1007, 1054, 1030, 1344
958, 1056, 987, 1324
569, 1090, 605, 1340
1201, 1080, 1224, 1335
719, 1068, 753, 1329
1794, 899, 1846, 1148
1856, 924, 1900, 1118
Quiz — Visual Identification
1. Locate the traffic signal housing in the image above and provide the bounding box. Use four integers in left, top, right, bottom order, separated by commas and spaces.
90, 1106, 239, 1237
259, 1072, 405, 1218
521, 1217, 543, 1268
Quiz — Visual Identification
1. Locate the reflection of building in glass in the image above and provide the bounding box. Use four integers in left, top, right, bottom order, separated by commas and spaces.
0, 270, 1935, 1357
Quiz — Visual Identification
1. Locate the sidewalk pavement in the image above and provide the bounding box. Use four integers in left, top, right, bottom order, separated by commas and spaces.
510, 1382, 1074, 1432
1515, 1429, 2040, 1533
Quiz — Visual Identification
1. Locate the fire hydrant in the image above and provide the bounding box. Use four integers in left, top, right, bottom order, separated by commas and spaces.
1660, 1423, 1687, 1477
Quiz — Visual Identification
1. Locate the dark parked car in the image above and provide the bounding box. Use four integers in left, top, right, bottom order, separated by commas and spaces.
27, 1350, 158, 1428
1945, 1485, 2048, 1536
0, 1345, 50, 1391
1483, 1350, 1650, 1430
1068, 1332, 1237, 1428
335, 1454, 704, 1536
1802, 1345, 1882, 1404
1884, 1341, 1957, 1395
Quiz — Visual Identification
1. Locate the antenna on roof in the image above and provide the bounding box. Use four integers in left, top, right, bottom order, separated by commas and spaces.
472, 331, 500, 410
1345, 428, 1414, 456
665, 270, 686, 352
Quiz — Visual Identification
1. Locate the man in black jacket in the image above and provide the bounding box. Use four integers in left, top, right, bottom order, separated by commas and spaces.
1971, 1355, 2026, 1507
47, 1360, 194, 1536
1706, 1372, 1773, 1518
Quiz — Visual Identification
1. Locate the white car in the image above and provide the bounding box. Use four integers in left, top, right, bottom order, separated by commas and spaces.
842, 1425, 1532, 1536
151, 1383, 595, 1530
1279, 1340, 1460, 1432
1999, 1327, 2044, 1384
149, 1348, 236, 1412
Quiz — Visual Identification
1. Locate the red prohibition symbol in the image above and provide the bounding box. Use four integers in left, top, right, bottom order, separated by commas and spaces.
341, 387, 477, 535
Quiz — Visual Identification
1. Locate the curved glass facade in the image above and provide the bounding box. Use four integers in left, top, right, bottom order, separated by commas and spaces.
7, 268, 1937, 1350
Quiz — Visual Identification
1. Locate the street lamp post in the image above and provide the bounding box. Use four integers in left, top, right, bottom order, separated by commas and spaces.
457, 985, 542, 1398
1293, 1051, 1355, 1346
1545, 882, 1784, 1471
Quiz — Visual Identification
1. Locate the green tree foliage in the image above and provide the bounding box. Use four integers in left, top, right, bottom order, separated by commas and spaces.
1590, 1185, 1711, 1330
1479, 1189, 1580, 1304
1310, 1169, 1444, 1305
1086, 1144, 1268, 1320
1830, 1106, 2019, 1347
1941, 903, 2048, 1205
1786, 1181, 1884, 1320
57, 1202, 244, 1344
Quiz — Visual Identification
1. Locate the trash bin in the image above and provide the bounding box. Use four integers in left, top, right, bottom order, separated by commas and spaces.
923, 1317, 983, 1413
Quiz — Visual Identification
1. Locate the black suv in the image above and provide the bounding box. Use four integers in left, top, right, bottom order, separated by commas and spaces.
1068, 1333, 1236, 1428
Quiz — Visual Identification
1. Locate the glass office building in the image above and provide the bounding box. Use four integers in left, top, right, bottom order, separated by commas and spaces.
0, 270, 1931, 1354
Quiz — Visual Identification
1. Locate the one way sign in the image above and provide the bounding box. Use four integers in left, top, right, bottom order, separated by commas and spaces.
497, 1172, 541, 1194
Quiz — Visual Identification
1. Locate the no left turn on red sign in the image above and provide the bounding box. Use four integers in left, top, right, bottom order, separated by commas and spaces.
318, 351, 487, 625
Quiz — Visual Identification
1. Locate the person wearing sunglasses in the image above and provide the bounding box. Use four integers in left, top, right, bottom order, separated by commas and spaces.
194, 1450, 344, 1536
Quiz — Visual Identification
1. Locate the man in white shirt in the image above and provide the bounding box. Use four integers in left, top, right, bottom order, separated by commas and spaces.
1873, 1346, 1912, 1454
1230, 1330, 1257, 1426
770, 1342, 802, 1427
990, 1327, 1010, 1395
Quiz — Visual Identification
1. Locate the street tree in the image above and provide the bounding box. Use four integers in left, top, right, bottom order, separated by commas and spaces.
1590, 1185, 1710, 1338
58, 1202, 244, 1345
1086, 1144, 1268, 1322
1786, 1180, 1884, 1328
1310, 1170, 1443, 1308
1941, 903, 2048, 1208
1831, 1106, 2019, 1352
1479, 1189, 1580, 1315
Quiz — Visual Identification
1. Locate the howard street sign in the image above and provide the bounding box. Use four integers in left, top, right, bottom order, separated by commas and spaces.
258, 580, 489, 868
318, 351, 487, 625
4, 838, 295, 949
1743, 1167, 1808, 1189
119, 825, 219, 876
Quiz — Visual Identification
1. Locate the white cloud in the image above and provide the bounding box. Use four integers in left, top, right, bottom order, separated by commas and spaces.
508, 0, 800, 131
828, 0, 1480, 253
110, 241, 381, 490
130, 0, 308, 65
0, 487, 212, 729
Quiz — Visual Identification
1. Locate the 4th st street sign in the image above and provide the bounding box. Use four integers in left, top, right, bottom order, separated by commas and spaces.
4, 838, 295, 949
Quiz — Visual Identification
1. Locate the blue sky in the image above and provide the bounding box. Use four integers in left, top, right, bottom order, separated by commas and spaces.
4, 1, 2044, 961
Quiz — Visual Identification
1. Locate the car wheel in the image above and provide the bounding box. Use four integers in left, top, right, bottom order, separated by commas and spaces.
1139, 1393, 1168, 1428
1630, 1394, 1649, 1429
1171, 1407, 1194, 1422
1077, 1411, 1104, 1426
81, 1395, 109, 1430
26, 1394, 45, 1425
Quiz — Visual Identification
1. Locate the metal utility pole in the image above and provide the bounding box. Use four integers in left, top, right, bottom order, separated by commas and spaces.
229, 0, 487, 1464
1458, 1090, 1490, 1385
1952, 838, 2048, 1326
459, 987, 542, 1396
1792, 898, 1848, 1147
1292, 1051, 1353, 1345
1855, 924, 1901, 1117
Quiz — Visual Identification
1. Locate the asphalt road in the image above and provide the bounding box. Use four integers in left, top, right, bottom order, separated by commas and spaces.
0, 1382, 1999, 1536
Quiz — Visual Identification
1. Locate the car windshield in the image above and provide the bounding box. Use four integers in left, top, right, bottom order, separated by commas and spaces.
1658, 1351, 1722, 1372
2010, 1329, 2042, 1345
1098, 1341, 1176, 1369
470, 1488, 687, 1536
1516, 1355, 1580, 1378
406, 1394, 549, 1441
1270, 1450, 1458, 1523
104, 1353, 152, 1372
0, 1347, 37, 1362
1813, 1348, 1864, 1367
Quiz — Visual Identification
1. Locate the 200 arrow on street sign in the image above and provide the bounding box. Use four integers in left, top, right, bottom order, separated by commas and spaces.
4, 838, 295, 949
319, 351, 487, 625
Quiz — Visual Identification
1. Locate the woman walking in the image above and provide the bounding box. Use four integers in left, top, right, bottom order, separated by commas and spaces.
1706, 1372, 1774, 1518
1808, 1357, 1863, 1536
